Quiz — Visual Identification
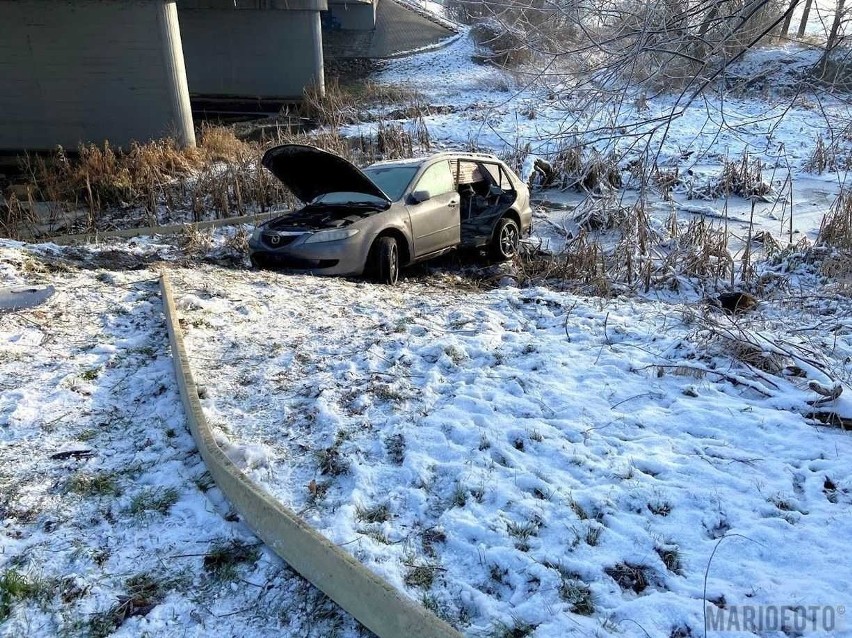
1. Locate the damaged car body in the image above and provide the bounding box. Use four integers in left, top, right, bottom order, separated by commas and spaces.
249, 144, 533, 284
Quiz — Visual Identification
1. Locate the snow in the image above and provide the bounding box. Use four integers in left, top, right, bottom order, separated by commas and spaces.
0, 241, 362, 638
175, 265, 851, 637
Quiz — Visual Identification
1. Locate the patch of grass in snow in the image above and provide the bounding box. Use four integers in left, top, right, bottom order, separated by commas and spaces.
615, 462, 637, 480
404, 564, 437, 589
421, 527, 447, 557
384, 432, 406, 464
0, 569, 50, 622
194, 471, 215, 493
79, 367, 101, 382
451, 482, 468, 508
370, 382, 407, 402
393, 317, 414, 333
84, 570, 187, 636
568, 496, 591, 520
128, 486, 179, 516
669, 624, 695, 638
656, 544, 684, 575
488, 564, 509, 587
559, 578, 595, 616
77, 428, 98, 442
584, 524, 603, 546
65, 472, 121, 497
489, 618, 538, 638
471, 483, 486, 503
420, 592, 470, 627
705, 513, 732, 539
355, 502, 392, 524
315, 442, 350, 477
531, 486, 551, 500
443, 345, 466, 365
203, 539, 261, 581
605, 562, 653, 594
817, 190, 852, 250
358, 526, 391, 544
505, 520, 539, 551
647, 500, 673, 516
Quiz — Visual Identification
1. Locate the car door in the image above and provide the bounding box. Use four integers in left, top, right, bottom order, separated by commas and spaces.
406, 160, 460, 257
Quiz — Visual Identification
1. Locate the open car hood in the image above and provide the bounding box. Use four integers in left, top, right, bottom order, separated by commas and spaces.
261, 144, 391, 204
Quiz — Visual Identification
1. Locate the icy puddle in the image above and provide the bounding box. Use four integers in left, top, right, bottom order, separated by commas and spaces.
177, 266, 852, 638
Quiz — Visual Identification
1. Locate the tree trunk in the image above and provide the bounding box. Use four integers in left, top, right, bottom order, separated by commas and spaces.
780, 0, 798, 39
797, 0, 814, 37
818, 0, 847, 77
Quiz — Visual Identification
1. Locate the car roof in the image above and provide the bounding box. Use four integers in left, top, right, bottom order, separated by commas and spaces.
367, 151, 502, 169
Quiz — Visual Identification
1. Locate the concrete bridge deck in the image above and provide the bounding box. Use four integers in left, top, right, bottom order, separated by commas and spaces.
323, 0, 456, 59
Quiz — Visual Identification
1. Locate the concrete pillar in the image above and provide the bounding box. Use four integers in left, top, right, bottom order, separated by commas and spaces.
0, 0, 195, 151
159, 2, 197, 147
311, 10, 326, 97
178, 2, 326, 100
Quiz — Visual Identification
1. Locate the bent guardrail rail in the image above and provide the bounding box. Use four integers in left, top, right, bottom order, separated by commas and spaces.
37, 212, 279, 245
159, 272, 462, 638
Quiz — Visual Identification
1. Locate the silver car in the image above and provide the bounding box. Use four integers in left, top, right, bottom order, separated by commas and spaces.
249, 144, 533, 284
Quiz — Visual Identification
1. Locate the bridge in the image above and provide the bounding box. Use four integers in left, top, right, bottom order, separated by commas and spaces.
0, 0, 452, 152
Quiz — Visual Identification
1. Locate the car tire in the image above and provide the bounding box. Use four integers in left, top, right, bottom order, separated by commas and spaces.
372, 236, 400, 285
490, 216, 520, 261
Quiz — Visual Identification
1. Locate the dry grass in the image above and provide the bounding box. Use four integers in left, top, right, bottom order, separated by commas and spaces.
514, 197, 741, 294
817, 189, 852, 250
604, 561, 653, 594
530, 142, 622, 193
690, 150, 773, 200
1, 95, 429, 239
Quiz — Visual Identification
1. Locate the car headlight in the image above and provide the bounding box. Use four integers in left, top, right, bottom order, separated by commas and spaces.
303, 228, 360, 244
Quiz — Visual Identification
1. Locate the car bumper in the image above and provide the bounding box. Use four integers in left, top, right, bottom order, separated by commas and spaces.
248, 236, 368, 276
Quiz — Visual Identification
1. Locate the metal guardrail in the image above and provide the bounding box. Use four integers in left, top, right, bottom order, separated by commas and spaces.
159, 272, 462, 638
27, 212, 280, 246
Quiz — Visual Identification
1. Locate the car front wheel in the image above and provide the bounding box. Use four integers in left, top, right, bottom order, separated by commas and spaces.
372, 236, 399, 285
491, 217, 520, 260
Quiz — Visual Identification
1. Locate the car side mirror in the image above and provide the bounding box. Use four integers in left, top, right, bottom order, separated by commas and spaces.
408, 190, 431, 205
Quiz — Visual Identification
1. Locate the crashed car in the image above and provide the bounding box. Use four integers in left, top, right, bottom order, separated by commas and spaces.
248, 144, 533, 284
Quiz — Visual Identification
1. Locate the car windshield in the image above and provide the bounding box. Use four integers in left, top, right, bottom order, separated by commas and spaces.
362, 165, 419, 201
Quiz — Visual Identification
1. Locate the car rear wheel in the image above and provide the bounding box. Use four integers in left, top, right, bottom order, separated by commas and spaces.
372, 236, 399, 285
490, 217, 520, 261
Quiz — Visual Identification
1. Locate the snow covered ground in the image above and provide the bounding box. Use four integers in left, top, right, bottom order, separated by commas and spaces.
0, 240, 363, 638
2, 235, 850, 637
175, 264, 852, 638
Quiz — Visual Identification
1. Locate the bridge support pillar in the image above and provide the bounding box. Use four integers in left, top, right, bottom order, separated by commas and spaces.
177, 0, 327, 100
0, 0, 195, 151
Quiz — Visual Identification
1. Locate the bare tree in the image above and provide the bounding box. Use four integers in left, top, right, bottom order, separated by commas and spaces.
818, 0, 849, 77
797, 0, 813, 37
